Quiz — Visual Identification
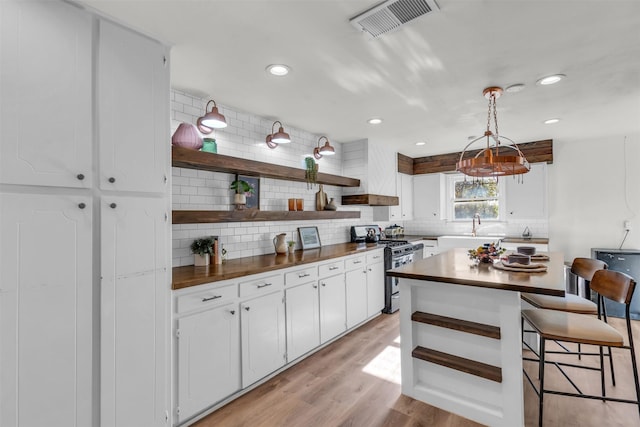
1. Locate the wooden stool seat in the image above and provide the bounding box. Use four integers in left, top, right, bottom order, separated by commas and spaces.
521, 293, 598, 314
522, 308, 624, 347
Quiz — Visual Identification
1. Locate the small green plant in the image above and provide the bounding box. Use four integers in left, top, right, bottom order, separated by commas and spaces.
287, 240, 295, 248
304, 157, 318, 189
230, 179, 255, 194
190, 237, 214, 256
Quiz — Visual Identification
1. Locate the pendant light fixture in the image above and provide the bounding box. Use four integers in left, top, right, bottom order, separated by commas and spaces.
456, 87, 530, 177
265, 121, 291, 149
313, 136, 335, 159
197, 99, 227, 134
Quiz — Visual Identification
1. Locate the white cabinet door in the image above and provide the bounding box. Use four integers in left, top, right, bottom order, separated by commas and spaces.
241, 291, 286, 388
413, 173, 443, 219
0, 0, 92, 188
400, 173, 414, 220
101, 196, 169, 427
177, 303, 240, 424
366, 261, 386, 317
98, 20, 169, 193
0, 192, 92, 427
505, 163, 547, 220
285, 282, 320, 362
319, 274, 347, 343
345, 268, 368, 329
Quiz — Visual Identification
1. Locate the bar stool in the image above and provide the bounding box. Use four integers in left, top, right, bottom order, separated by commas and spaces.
522, 258, 608, 367
522, 269, 640, 427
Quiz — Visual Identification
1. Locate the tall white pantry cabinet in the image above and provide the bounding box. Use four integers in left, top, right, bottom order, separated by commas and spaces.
0, 1, 171, 427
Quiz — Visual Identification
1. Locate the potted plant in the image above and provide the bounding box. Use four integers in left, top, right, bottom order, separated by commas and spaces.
230, 179, 255, 210
191, 237, 214, 266
287, 240, 295, 254
304, 157, 318, 189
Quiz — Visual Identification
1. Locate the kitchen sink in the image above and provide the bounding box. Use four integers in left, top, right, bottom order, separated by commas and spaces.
436, 235, 505, 250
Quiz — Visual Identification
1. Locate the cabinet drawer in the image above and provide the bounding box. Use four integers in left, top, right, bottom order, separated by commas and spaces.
176, 283, 237, 314
366, 250, 384, 265
239, 273, 284, 298
345, 255, 366, 271
318, 260, 345, 278
285, 267, 318, 287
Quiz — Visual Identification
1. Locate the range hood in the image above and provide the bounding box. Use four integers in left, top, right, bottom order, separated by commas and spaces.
341, 194, 399, 206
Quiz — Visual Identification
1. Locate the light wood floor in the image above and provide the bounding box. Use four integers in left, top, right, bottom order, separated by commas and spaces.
194, 312, 640, 427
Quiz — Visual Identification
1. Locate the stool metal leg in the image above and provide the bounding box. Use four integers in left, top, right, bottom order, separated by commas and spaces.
539, 338, 546, 427
626, 307, 640, 416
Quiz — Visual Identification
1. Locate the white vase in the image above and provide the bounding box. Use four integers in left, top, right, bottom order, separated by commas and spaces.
233, 193, 246, 210
194, 253, 210, 266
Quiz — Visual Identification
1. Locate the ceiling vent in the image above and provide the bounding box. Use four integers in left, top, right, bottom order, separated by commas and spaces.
349, 0, 440, 38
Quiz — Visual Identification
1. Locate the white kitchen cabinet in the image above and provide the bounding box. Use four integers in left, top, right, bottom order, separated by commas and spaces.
98, 20, 169, 193
366, 251, 386, 317
400, 173, 414, 220
413, 173, 444, 220
319, 274, 347, 343
345, 260, 368, 329
101, 196, 170, 427
373, 172, 413, 221
504, 163, 547, 220
0, 192, 93, 427
285, 281, 321, 362
422, 239, 440, 257
0, 0, 92, 188
176, 300, 240, 424
241, 291, 286, 388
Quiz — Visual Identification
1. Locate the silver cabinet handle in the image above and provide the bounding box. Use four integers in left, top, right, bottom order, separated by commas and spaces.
329, 266, 339, 271
353, 260, 362, 264
78, 203, 86, 209
202, 295, 221, 302
77, 174, 85, 180
244, 306, 250, 311
321, 282, 326, 287
257, 283, 272, 289
298, 273, 310, 278
372, 255, 381, 259
230, 310, 236, 315
109, 203, 117, 209
108, 177, 116, 183
312, 284, 318, 289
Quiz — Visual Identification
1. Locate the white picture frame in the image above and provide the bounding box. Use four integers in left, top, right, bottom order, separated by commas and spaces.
298, 226, 321, 249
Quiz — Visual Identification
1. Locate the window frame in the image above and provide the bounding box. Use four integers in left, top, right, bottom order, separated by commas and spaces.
445, 173, 506, 222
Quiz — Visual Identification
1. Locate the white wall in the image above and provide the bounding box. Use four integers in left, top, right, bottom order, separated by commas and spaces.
548, 133, 640, 260
171, 90, 386, 267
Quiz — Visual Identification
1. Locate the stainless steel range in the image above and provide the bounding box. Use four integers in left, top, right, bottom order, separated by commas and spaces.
349, 225, 423, 314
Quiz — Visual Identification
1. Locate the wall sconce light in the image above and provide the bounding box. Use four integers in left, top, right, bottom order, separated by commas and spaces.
197, 99, 227, 134
265, 121, 291, 149
313, 136, 335, 159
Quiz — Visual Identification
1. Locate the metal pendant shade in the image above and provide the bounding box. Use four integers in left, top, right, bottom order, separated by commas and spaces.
197, 99, 227, 134
456, 87, 530, 177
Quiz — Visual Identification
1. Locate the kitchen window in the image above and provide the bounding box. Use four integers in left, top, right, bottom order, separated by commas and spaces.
446, 174, 504, 220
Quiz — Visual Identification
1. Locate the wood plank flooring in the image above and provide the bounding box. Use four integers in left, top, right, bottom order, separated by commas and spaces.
193, 313, 640, 427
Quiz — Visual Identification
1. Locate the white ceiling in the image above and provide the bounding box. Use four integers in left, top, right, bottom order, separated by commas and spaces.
76, 0, 640, 158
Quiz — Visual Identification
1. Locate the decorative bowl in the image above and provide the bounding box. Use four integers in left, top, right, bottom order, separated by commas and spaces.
508, 254, 531, 265
517, 246, 536, 255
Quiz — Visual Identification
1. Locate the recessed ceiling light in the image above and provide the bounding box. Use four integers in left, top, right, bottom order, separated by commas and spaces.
537, 74, 566, 85
415, 141, 426, 146
367, 118, 383, 125
544, 118, 560, 124
266, 64, 290, 76
505, 84, 526, 93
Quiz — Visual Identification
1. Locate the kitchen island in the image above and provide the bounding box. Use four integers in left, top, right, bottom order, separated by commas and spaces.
387, 248, 565, 427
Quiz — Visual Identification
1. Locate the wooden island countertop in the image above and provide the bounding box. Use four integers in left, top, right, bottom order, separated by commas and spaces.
173, 242, 382, 290
387, 248, 565, 296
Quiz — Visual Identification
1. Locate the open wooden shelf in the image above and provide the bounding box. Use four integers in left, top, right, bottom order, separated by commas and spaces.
172, 146, 360, 187
341, 194, 399, 206
173, 209, 361, 224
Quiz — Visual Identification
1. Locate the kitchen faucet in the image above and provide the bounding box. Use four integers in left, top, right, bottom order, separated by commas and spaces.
471, 213, 481, 237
